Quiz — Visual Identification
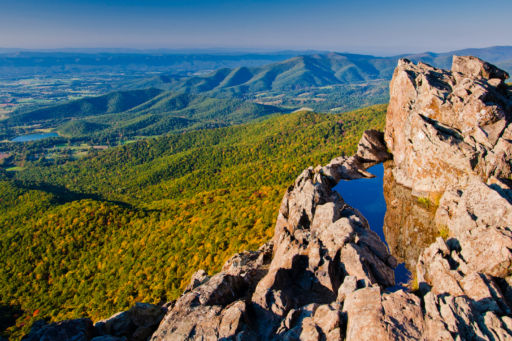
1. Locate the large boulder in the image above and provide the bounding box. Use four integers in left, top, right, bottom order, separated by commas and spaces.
343, 287, 425, 341
385, 56, 512, 193
22, 318, 94, 341
95, 303, 165, 341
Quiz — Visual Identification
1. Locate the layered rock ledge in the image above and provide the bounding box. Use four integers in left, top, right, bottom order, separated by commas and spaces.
23, 56, 512, 341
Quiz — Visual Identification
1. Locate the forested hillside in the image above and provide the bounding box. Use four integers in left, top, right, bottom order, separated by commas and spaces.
9, 89, 164, 124
0, 105, 386, 339
3, 91, 282, 141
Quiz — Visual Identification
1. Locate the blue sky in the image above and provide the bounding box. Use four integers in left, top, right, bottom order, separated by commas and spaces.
1, 0, 511, 55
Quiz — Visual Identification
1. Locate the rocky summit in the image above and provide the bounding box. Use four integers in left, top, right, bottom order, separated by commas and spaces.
23, 56, 512, 340
385, 56, 512, 193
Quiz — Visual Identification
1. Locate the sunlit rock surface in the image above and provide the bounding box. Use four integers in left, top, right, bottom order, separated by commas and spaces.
385, 56, 512, 193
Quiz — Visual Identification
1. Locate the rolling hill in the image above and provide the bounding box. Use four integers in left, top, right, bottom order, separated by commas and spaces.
134, 53, 397, 93
10, 88, 164, 124
131, 46, 512, 94
4, 91, 283, 140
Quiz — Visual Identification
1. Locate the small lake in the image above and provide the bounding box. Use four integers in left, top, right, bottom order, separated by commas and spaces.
11, 132, 59, 142
334, 163, 411, 286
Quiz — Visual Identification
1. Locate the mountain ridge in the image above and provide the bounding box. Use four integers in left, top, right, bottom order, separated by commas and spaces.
3, 91, 284, 140
132, 46, 512, 93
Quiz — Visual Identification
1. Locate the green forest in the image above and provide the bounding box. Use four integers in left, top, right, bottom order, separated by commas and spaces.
0, 104, 386, 340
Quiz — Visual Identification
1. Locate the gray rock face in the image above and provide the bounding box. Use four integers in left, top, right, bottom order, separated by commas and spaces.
383, 57, 512, 340
452, 55, 509, 81
93, 303, 165, 341
22, 318, 94, 341
184, 269, 210, 293
343, 287, 425, 340
355, 129, 392, 164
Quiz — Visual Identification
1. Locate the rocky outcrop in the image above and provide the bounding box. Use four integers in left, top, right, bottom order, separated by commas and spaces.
22, 318, 95, 341
22, 57, 512, 340
151, 243, 273, 340
23, 304, 165, 341
382, 56, 512, 340
385, 55, 512, 193
150, 131, 397, 340
321, 129, 392, 181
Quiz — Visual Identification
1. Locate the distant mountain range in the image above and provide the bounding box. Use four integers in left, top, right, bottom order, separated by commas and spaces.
0, 51, 302, 77
133, 46, 512, 94
3, 46, 511, 142
132, 53, 395, 93
1, 46, 510, 80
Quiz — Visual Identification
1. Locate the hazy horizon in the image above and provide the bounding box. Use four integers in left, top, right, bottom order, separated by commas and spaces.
1, 45, 511, 58
1, 0, 510, 55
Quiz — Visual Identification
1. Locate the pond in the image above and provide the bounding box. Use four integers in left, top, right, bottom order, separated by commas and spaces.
11, 132, 59, 142
334, 163, 411, 286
